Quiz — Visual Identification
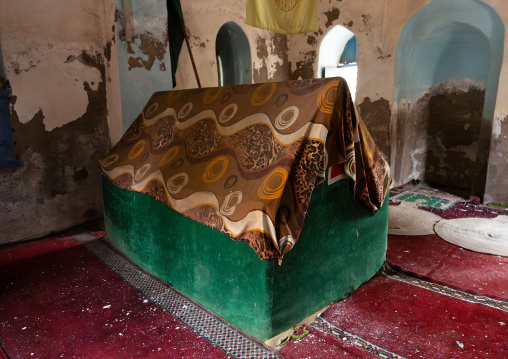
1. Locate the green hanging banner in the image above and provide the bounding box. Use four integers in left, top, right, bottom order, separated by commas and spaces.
166, 0, 185, 87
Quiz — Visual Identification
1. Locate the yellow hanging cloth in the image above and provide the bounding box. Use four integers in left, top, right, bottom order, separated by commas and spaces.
246, 0, 318, 34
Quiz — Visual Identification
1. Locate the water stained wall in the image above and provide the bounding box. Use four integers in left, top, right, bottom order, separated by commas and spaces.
0, 0, 114, 244
392, 0, 504, 197
393, 81, 488, 192
113, 0, 173, 131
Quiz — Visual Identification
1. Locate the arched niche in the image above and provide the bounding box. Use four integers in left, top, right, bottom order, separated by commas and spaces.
215, 21, 252, 86
392, 0, 504, 197
318, 25, 358, 100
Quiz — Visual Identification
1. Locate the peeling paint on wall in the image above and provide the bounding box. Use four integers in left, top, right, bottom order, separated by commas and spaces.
324, 8, 340, 28
9, 54, 102, 131
114, 1, 172, 131
0, 47, 111, 244
358, 97, 391, 158
253, 33, 289, 82
485, 115, 508, 203
393, 81, 488, 192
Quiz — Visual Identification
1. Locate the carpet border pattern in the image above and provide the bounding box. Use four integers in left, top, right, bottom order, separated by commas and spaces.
73, 233, 283, 359
310, 317, 408, 359
383, 265, 508, 313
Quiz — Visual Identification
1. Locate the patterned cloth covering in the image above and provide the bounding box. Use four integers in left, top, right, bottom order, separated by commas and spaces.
99, 78, 391, 260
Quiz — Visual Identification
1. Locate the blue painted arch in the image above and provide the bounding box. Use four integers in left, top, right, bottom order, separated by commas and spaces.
394, 0, 504, 120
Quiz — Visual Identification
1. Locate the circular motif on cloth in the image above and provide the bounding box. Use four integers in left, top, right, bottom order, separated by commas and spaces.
317, 80, 339, 114
275, 106, 299, 130
220, 191, 243, 216
167, 91, 180, 104
258, 167, 288, 200
141, 152, 149, 162
170, 158, 184, 169
178, 102, 193, 119
128, 140, 146, 160
251, 83, 277, 106
203, 156, 228, 183
275, 94, 288, 107
144, 102, 159, 119
159, 147, 180, 167
134, 163, 151, 182
274, 0, 299, 12
167, 172, 188, 194
224, 175, 238, 189
276, 205, 291, 225
220, 92, 231, 104
101, 154, 119, 168
180, 93, 190, 103
203, 87, 222, 104
219, 103, 238, 124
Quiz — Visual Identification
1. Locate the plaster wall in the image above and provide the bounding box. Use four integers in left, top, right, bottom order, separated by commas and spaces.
0, 0, 115, 244
113, 0, 173, 132
175, 0, 508, 203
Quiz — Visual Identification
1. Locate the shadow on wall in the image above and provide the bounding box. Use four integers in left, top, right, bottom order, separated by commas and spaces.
216, 21, 252, 86
392, 0, 504, 199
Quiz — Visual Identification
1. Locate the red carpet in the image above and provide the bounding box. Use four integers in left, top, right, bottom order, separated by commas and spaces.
387, 234, 508, 301
0, 236, 230, 358
387, 202, 508, 301
319, 273, 508, 359
278, 326, 374, 359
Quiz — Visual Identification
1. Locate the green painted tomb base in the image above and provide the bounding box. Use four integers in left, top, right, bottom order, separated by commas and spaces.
101, 175, 388, 341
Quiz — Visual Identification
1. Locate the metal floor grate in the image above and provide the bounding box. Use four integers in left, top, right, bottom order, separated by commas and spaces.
73, 232, 282, 359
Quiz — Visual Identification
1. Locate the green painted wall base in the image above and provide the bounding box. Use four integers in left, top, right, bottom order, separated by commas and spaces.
102, 175, 388, 341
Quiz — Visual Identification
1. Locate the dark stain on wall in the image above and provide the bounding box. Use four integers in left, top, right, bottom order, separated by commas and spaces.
256, 36, 269, 59
254, 33, 316, 83
127, 33, 168, 71
289, 51, 316, 81
423, 87, 486, 191
254, 33, 291, 83
104, 41, 112, 62
0, 49, 111, 243
324, 8, 340, 28
486, 115, 508, 203
375, 47, 391, 60
307, 36, 317, 45
115, 8, 168, 72
392, 83, 488, 194
358, 97, 391, 159
362, 14, 371, 25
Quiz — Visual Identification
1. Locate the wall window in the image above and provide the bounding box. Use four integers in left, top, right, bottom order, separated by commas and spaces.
318, 25, 358, 101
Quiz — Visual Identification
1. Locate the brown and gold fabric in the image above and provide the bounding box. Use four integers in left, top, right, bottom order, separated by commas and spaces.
99, 78, 391, 260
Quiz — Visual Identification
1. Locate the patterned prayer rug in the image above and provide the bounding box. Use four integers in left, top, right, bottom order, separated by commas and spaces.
390, 182, 462, 210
